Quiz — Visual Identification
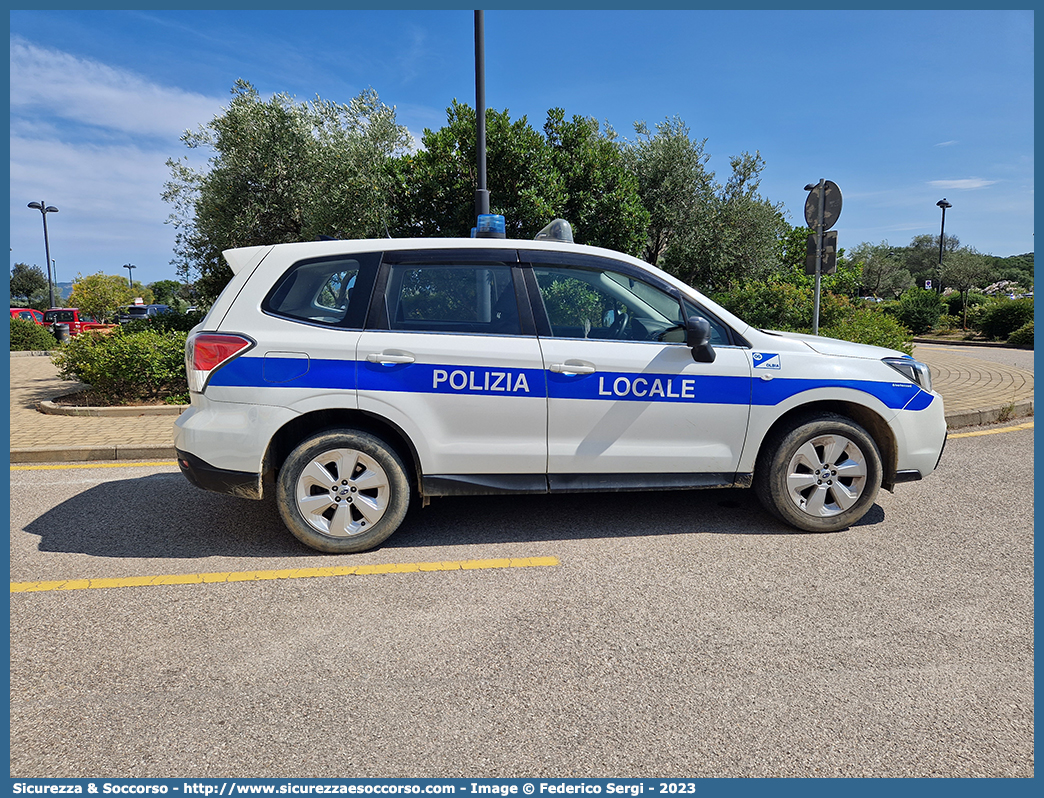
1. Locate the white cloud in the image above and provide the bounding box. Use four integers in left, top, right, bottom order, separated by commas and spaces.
935, 140, 958, 147
928, 178, 998, 190
9, 37, 227, 279
10, 36, 224, 139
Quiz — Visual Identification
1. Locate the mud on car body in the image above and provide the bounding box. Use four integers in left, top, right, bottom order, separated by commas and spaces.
174, 222, 946, 553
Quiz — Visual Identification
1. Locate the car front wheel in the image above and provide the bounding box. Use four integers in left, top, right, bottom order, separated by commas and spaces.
276, 430, 410, 553
754, 414, 883, 533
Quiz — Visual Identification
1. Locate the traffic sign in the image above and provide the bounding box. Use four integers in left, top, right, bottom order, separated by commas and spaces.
804, 180, 843, 230
805, 230, 838, 275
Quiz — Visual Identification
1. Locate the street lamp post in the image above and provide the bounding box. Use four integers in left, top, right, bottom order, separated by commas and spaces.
123, 263, 136, 289
27, 201, 58, 308
936, 198, 952, 294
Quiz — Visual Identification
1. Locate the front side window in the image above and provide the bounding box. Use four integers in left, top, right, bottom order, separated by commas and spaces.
533, 266, 685, 342
381, 263, 520, 336
532, 264, 735, 346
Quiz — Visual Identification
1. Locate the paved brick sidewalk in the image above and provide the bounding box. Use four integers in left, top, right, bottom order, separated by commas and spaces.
8, 346, 1034, 463
10, 354, 178, 462
912, 344, 1034, 427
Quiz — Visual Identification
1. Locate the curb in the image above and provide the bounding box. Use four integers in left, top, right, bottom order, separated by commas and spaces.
36, 399, 187, 417
944, 399, 1034, 430
912, 338, 1026, 349
10, 445, 177, 464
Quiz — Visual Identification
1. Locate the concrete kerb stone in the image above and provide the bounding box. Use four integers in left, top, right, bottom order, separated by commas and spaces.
10, 445, 177, 464
944, 400, 1035, 430
36, 399, 187, 417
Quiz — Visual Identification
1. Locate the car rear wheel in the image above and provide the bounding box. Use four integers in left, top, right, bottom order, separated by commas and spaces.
754, 414, 882, 533
276, 430, 410, 553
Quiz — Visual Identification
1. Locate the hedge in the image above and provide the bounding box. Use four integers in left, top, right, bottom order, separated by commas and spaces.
51, 327, 188, 404
714, 282, 912, 353
977, 298, 1034, 340
1007, 321, 1033, 349
10, 318, 59, 352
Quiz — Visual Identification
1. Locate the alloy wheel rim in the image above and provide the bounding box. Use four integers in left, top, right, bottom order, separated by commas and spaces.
785, 433, 868, 518
295, 448, 390, 537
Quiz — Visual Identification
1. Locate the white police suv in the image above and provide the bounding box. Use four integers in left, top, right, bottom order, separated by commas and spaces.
174, 220, 946, 553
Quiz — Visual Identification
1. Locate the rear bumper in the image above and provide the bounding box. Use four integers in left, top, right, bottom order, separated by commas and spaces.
176, 448, 262, 500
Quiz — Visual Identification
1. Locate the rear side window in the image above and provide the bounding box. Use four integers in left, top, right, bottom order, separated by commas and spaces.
263, 254, 379, 328
379, 263, 521, 336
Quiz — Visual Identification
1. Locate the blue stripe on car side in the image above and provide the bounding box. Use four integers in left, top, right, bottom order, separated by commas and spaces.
207, 356, 934, 411
208, 356, 356, 389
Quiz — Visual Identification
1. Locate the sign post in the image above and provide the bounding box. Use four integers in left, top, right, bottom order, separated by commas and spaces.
803, 180, 842, 335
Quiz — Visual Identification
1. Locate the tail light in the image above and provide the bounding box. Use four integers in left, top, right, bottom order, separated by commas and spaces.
186, 332, 254, 392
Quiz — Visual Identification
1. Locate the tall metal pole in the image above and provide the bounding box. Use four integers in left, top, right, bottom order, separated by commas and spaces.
812, 178, 825, 335
936, 198, 951, 294
474, 10, 489, 217
28, 200, 57, 308
42, 209, 55, 308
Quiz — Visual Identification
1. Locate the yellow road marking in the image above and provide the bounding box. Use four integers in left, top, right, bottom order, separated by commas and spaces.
11, 461, 178, 471
949, 420, 1034, 439
10, 557, 560, 594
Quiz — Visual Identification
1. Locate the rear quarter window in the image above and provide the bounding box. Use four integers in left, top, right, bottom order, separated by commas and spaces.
262, 253, 380, 328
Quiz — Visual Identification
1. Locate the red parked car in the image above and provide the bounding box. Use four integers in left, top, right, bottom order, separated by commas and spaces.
41, 308, 115, 336
10, 308, 45, 324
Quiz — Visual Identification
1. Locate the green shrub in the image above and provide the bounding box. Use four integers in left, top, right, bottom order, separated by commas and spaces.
944, 291, 988, 316
10, 318, 59, 351
714, 282, 813, 331
964, 302, 988, 331
935, 314, 963, 331
977, 298, 1034, 340
715, 282, 912, 353
51, 327, 188, 404
894, 288, 944, 335
1007, 320, 1033, 349
819, 308, 913, 355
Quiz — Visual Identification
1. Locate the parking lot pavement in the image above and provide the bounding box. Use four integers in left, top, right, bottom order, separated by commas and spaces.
8, 421, 1034, 777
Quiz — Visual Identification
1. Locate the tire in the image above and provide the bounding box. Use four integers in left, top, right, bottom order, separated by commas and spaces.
276, 429, 410, 553
754, 413, 882, 533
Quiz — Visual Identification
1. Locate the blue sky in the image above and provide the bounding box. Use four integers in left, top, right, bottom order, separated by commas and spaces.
9, 8, 1035, 288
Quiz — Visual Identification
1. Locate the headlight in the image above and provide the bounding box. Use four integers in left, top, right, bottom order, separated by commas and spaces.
883, 357, 933, 393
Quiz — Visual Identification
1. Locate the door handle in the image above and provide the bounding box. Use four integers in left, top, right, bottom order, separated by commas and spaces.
366, 352, 415, 365
549, 362, 596, 375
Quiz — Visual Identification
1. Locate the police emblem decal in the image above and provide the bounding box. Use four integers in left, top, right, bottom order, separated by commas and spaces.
752, 352, 781, 370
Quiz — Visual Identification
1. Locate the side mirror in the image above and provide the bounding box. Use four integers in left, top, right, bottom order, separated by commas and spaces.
686, 315, 715, 363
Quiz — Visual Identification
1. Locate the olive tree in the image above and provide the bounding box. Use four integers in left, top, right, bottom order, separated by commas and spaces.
941, 247, 992, 328
849, 241, 914, 298
625, 120, 785, 292
164, 80, 411, 303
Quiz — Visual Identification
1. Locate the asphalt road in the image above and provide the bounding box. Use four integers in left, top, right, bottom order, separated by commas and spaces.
10, 422, 1034, 779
